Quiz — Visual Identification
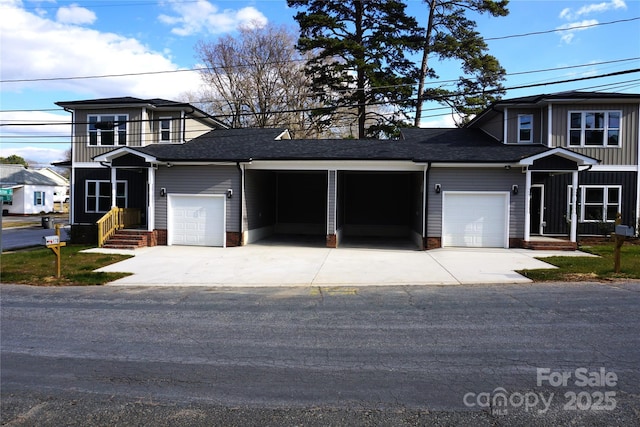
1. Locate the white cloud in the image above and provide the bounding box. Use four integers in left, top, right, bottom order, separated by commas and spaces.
0, 2, 202, 99
56, 3, 96, 25
556, 19, 599, 44
559, 0, 626, 20
159, 0, 267, 36
0, 111, 71, 164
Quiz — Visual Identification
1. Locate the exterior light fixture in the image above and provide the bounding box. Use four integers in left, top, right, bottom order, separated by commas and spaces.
512, 185, 519, 195
227, 189, 233, 199
435, 184, 441, 194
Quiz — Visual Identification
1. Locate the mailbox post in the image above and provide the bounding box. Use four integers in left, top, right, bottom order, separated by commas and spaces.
44, 224, 66, 278
613, 224, 634, 274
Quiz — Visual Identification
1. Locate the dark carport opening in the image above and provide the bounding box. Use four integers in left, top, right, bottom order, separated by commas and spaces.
337, 171, 423, 249
245, 170, 327, 247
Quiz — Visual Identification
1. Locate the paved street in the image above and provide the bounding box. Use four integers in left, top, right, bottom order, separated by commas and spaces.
2, 282, 640, 425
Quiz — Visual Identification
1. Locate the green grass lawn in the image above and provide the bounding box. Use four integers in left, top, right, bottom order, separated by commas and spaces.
519, 243, 640, 282
1, 245, 131, 286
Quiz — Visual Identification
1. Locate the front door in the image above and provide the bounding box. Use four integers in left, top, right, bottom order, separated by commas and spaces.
530, 185, 544, 235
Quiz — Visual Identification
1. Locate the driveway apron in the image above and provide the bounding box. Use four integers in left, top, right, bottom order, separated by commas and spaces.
91, 245, 593, 287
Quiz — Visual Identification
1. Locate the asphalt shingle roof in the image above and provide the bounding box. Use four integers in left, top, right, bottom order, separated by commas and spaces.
0, 165, 60, 186
125, 127, 551, 164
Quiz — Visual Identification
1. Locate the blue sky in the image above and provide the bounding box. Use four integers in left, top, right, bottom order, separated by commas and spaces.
1, 0, 639, 166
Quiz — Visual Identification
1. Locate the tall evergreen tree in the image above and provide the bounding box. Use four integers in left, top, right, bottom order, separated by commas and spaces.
287, 0, 423, 138
415, 0, 509, 127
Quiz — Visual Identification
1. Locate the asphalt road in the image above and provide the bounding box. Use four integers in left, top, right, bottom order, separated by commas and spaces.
1, 224, 70, 251
1, 282, 639, 426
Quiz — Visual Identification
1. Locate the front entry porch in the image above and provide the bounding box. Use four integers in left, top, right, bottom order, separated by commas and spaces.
522, 236, 577, 251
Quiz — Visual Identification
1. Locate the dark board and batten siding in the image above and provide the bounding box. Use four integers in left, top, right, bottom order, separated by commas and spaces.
542, 171, 638, 235
427, 168, 526, 238
155, 165, 240, 232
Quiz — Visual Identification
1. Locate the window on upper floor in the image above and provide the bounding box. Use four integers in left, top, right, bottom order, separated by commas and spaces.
518, 114, 533, 143
159, 117, 172, 142
86, 180, 127, 213
568, 185, 621, 222
88, 115, 128, 146
568, 111, 620, 147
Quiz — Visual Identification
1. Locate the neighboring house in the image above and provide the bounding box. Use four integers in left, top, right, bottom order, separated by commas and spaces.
0, 164, 60, 214
57, 91, 638, 250
37, 167, 70, 203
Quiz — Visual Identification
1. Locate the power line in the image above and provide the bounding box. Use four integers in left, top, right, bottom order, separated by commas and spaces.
1, 58, 638, 115
2, 69, 638, 139
485, 17, 640, 41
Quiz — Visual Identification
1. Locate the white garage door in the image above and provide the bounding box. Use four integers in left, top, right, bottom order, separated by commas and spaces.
168, 194, 225, 247
442, 192, 508, 248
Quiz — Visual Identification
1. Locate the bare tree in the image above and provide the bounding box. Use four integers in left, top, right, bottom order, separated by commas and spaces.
194, 24, 328, 138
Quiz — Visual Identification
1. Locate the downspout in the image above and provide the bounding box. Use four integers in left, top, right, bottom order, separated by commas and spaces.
637, 104, 640, 236
423, 162, 431, 249
64, 107, 76, 225
182, 110, 187, 143
237, 161, 244, 246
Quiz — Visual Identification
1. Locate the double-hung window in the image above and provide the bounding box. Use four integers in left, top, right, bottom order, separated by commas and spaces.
34, 191, 45, 206
569, 185, 621, 222
568, 111, 620, 147
86, 180, 127, 213
159, 117, 172, 142
518, 114, 533, 143
88, 114, 128, 146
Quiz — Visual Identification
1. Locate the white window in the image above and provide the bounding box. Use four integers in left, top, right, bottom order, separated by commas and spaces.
159, 117, 172, 142
34, 191, 45, 206
569, 185, 621, 222
568, 111, 620, 147
86, 180, 127, 213
517, 114, 533, 143
88, 114, 128, 146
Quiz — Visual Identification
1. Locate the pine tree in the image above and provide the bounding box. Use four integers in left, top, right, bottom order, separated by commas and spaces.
415, 0, 509, 127
287, 0, 423, 138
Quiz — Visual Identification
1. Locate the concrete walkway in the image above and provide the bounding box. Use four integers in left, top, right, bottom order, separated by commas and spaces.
89, 244, 596, 287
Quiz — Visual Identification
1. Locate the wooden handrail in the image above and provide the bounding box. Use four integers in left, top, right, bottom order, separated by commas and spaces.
96, 207, 141, 247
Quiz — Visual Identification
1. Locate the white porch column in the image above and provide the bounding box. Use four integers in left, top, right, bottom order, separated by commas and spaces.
570, 170, 579, 242
110, 166, 117, 208
524, 167, 532, 242
148, 166, 155, 231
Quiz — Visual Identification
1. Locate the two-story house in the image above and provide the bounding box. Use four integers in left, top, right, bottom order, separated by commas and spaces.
55, 97, 228, 242
57, 91, 637, 250
467, 91, 639, 241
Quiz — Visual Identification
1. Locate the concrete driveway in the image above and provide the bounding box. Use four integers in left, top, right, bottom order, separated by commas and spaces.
90, 242, 595, 287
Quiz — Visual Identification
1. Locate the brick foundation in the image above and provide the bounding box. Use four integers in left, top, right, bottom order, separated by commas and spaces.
326, 234, 337, 248
154, 229, 167, 245
226, 232, 242, 247
509, 238, 524, 248
425, 237, 441, 250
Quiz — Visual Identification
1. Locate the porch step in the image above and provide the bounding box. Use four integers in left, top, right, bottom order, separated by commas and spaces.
523, 239, 577, 251
102, 230, 151, 250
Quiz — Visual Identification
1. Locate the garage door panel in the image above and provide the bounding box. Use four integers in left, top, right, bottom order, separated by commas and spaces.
442, 193, 508, 248
168, 195, 225, 247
